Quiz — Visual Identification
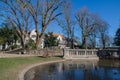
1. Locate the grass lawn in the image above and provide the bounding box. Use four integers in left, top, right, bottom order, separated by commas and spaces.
0, 56, 63, 80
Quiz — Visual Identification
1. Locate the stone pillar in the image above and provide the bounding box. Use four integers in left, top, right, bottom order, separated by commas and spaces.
63, 49, 69, 59
92, 50, 94, 55
85, 50, 87, 57
76, 50, 78, 56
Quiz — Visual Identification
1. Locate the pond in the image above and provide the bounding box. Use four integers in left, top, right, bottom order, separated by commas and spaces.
25, 60, 120, 80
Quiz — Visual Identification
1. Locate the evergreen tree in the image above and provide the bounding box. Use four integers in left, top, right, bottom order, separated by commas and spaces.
0, 25, 18, 49
44, 32, 58, 47
114, 28, 120, 46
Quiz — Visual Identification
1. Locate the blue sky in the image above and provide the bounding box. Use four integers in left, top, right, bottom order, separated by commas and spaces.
71, 0, 120, 37
47, 0, 120, 38
1, 0, 120, 38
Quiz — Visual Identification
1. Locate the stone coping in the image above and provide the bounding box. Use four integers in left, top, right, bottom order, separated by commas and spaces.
0, 53, 38, 58
19, 60, 65, 80
64, 57, 99, 60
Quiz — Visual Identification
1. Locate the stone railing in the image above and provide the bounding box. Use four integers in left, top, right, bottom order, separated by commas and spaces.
63, 49, 99, 59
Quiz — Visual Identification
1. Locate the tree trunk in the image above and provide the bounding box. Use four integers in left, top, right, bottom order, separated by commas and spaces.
37, 35, 44, 49
85, 37, 87, 49
101, 33, 105, 49
36, 32, 40, 49
36, 28, 45, 49
103, 39, 105, 49
92, 34, 96, 49
34, 21, 40, 49
71, 39, 74, 49
82, 36, 87, 49
20, 35, 26, 54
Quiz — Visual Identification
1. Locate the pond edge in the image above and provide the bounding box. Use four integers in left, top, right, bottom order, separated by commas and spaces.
19, 60, 66, 80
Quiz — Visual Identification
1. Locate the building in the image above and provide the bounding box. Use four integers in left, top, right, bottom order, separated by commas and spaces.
29, 29, 37, 42
52, 33, 66, 49
29, 29, 66, 49
0, 29, 67, 50
29, 29, 45, 48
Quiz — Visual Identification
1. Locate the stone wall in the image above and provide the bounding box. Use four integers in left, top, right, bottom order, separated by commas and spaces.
26, 48, 63, 57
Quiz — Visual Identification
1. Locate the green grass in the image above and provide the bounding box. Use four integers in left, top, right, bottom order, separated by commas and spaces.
0, 56, 63, 80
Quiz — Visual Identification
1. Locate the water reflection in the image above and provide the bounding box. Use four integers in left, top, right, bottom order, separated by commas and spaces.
25, 60, 120, 80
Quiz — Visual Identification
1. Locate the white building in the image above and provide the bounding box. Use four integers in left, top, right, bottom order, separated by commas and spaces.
52, 33, 66, 48
29, 30, 66, 49
29, 29, 37, 42
29, 29, 45, 48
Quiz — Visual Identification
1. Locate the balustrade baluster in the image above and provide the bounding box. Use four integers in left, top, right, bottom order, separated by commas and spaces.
63, 49, 98, 59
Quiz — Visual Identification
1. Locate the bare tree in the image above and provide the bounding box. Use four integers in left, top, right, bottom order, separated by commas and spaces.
19, 0, 64, 48
75, 7, 98, 49
0, 0, 31, 50
87, 18, 100, 49
87, 33, 96, 49
97, 20, 109, 49
57, 0, 75, 48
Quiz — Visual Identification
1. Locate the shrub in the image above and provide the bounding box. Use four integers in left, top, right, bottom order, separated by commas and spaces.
26, 39, 36, 49
11, 44, 18, 50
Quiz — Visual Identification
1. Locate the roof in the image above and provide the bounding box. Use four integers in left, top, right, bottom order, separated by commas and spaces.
52, 33, 64, 38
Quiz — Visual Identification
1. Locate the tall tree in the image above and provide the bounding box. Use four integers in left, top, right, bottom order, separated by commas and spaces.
0, 25, 18, 49
19, 0, 64, 48
87, 33, 96, 49
75, 7, 98, 49
0, 0, 31, 50
114, 28, 120, 46
57, 0, 75, 48
97, 20, 109, 49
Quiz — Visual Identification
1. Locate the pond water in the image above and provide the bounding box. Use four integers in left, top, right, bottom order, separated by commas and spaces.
25, 60, 120, 80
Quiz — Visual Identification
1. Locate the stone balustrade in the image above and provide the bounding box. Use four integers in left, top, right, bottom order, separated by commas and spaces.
63, 49, 99, 60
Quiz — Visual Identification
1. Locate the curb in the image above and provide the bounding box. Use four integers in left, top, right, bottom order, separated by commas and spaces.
19, 60, 65, 80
